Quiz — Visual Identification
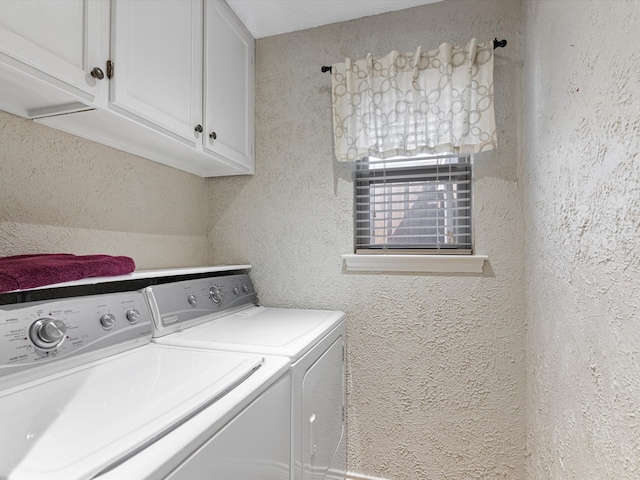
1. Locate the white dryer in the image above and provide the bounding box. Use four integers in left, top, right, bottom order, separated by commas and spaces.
146, 271, 346, 480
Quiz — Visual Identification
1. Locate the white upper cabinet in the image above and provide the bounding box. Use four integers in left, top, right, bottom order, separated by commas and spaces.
204, 0, 255, 171
0, 0, 109, 117
110, 0, 203, 145
0, 0, 255, 177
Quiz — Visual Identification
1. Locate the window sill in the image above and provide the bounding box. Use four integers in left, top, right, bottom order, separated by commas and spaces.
342, 254, 488, 274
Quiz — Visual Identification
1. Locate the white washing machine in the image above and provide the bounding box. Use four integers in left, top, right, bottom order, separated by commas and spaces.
0, 287, 291, 480
145, 271, 346, 480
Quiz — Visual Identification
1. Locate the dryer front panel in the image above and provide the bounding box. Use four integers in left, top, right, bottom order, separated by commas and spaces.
300, 336, 345, 480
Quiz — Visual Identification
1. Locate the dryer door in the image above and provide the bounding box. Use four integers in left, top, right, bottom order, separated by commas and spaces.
301, 337, 345, 480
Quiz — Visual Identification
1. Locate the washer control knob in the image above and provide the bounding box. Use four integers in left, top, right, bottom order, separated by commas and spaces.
232, 287, 240, 296
242, 284, 249, 294
126, 309, 140, 324
187, 294, 198, 307
209, 286, 224, 305
100, 313, 116, 330
29, 318, 67, 350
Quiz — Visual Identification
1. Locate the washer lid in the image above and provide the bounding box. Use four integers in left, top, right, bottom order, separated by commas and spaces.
0, 344, 264, 480
157, 307, 345, 362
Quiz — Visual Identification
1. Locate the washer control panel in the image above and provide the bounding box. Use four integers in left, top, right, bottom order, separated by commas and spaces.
0, 291, 153, 381
146, 274, 257, 337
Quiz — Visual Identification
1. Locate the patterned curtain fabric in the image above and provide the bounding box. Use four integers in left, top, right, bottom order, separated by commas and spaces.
331, 38, 497, 162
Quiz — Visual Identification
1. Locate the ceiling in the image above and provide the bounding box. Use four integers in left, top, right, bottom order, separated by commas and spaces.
225, 0, 444, 39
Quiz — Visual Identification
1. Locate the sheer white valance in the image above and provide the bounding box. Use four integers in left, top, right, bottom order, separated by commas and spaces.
331, 38, 497, 162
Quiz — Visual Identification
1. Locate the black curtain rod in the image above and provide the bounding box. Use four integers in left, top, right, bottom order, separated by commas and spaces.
321, 38, 507, 73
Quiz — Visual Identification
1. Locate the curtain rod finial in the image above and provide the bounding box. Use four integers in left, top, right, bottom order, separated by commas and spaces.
493, 38, 507, 49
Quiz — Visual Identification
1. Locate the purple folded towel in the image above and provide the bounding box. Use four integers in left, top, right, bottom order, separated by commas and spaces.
0, 254, 136, 293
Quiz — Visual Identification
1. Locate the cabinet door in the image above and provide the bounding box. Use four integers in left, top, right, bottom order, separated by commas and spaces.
204, 0, 254, 171
0, 0, 107, 103
110, 0, 202, 145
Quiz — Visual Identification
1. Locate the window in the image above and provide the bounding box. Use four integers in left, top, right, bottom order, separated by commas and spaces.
354, 154, 473, 254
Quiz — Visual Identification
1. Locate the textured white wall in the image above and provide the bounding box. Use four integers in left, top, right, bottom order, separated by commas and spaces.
523, 1, 640, 478
208, 1, 526, 478
0, 110, 208, 269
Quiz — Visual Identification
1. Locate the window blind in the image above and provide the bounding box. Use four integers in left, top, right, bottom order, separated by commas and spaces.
354, 155, 472, 254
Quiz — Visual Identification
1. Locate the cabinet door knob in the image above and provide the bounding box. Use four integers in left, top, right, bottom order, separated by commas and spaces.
90, 67, 105, 80
195, 125, 203, 133
209, 131, 217, 140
